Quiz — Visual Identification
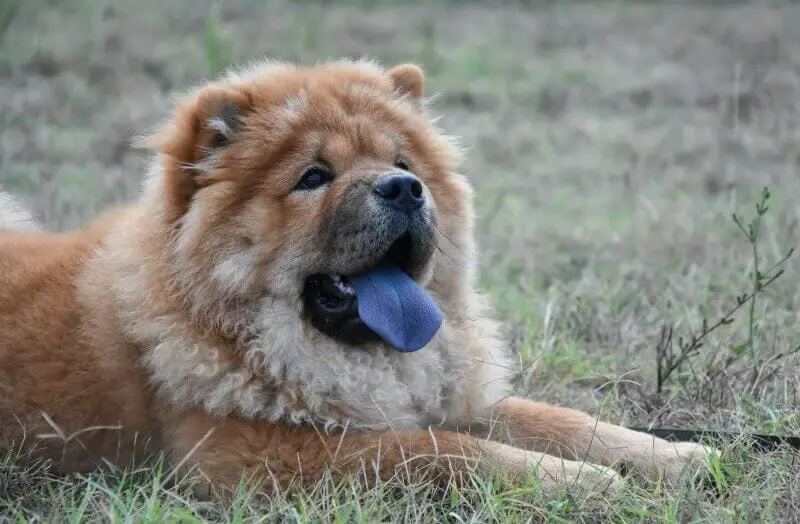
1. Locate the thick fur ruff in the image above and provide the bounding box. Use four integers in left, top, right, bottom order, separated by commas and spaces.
0, 59, 716, 497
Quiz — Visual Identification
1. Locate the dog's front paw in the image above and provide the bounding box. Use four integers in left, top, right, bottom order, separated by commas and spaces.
534, 454, 625, 495
624, 441, 720, 487
662, 442, 721, 485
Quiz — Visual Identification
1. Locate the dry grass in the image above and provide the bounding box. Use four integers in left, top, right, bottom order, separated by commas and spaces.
1, 0, 799, 521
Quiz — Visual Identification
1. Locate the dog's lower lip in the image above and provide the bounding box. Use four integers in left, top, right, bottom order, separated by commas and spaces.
308, 274, 356, 314
316, 294, 349, 313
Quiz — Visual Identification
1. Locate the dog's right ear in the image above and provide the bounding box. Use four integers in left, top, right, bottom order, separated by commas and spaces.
387, 63, 425, 102
145, 86, 251, 220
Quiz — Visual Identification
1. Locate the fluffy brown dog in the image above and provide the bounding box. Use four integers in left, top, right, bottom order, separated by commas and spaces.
0, 59, 715, 497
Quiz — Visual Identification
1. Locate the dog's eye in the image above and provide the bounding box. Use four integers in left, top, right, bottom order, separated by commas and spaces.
294, 166, 332, 191
394, 156, 411, 171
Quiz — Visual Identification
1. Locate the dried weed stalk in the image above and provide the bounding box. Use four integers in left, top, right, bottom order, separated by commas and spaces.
636, 187, 796, 418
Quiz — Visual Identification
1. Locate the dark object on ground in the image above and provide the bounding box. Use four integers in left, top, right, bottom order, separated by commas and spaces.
628, 427, 800, 452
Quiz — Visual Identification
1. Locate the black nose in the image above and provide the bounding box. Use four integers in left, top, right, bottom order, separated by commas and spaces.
373, 173, 425, 211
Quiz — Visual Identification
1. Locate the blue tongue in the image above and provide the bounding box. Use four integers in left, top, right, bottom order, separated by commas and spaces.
352, 262, 443, 352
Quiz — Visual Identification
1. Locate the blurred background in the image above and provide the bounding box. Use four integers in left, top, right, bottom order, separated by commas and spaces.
1, 0, 798, 428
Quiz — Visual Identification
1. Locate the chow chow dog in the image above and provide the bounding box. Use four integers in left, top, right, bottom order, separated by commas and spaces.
0, 58, 715, 497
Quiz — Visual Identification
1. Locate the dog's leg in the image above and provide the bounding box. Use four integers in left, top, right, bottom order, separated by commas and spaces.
164, 410, 621, 498
475, 397, 717, 485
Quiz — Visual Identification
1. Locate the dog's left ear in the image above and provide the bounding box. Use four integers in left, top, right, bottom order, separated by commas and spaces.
159, 86, 250, 173
143, 85, 251, 221
387, 64, 425, 103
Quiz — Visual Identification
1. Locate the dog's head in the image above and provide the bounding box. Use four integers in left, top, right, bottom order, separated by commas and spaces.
144, 59, 476, 347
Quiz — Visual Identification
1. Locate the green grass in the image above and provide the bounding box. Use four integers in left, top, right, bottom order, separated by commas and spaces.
2, 0, 800, 521
204, 6, 234, 78
2, 436, 798, 521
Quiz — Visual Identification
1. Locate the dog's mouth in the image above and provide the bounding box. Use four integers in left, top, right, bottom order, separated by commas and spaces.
309, 234, 414, 312
301, 233, 442, 352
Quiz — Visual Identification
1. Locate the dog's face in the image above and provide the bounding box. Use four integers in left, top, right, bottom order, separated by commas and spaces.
148, 60, 474, 346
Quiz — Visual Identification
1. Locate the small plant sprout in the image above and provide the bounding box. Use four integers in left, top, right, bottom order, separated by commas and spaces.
731, 186, 794, 362
654, 186, 795, 395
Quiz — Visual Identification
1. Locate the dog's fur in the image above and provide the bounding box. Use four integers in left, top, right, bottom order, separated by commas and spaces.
0, 59, 715, 496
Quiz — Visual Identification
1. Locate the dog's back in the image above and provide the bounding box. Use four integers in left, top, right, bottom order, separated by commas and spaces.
0, 191, 40, 233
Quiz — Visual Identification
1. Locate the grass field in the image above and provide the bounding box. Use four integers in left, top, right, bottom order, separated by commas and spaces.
1, 0, 799, 521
